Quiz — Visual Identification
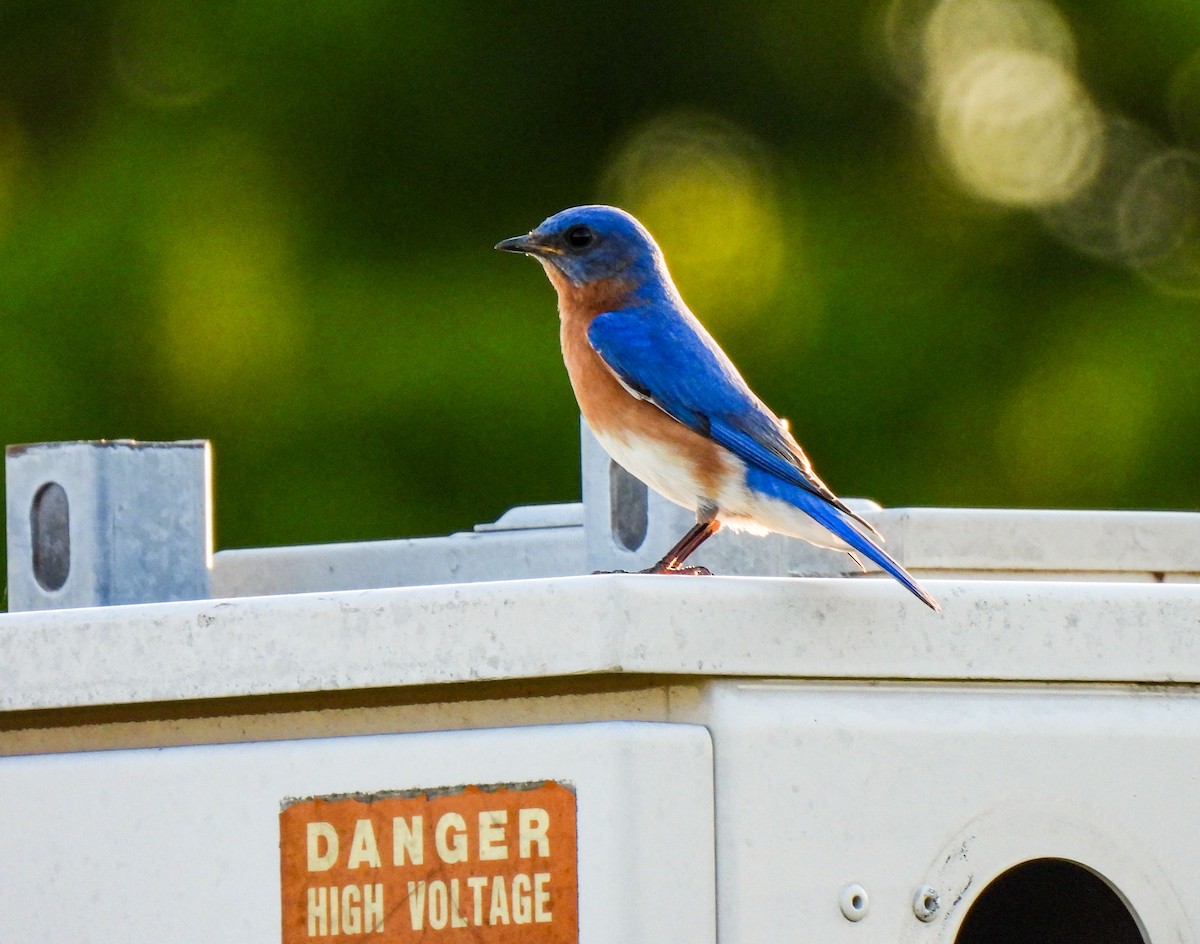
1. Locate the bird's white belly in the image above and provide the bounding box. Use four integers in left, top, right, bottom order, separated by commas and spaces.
593, 426, 852, 552
720, 487, 853, 551
593, 427, 706, 512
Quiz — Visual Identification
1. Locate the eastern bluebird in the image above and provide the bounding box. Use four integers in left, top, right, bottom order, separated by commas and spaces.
496, 205, 939, 611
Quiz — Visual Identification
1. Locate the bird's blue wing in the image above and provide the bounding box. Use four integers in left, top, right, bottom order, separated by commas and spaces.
588, 306, 929, 604
587, 307, 856, 510
586, 307, 753, 430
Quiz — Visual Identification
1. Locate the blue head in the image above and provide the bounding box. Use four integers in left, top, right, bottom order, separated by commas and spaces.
495, 205, 670, 295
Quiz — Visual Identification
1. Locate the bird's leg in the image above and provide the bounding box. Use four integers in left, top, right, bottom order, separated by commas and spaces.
641, 517, 722, 575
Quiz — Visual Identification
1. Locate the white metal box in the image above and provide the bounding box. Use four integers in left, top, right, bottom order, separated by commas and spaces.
0, 721, 714, 944
4, 432, 1200, 942
707, 680, 1197, 941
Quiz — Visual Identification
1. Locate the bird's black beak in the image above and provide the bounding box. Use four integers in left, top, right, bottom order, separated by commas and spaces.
494, 233, 560, 257
494, 234, 534, 253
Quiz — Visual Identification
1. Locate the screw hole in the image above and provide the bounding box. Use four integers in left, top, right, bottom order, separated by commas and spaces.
839, 883, 869, 921
31, 481, 70, 592
913, 884, 940, 922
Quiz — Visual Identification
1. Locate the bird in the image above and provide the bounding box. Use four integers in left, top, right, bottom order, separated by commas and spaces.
495, 205, 939, 611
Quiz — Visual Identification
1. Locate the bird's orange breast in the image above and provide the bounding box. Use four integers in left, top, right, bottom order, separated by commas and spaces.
552, 271, 732, 502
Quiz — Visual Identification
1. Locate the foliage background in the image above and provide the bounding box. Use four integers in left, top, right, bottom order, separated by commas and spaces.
1, 0, 1197, 583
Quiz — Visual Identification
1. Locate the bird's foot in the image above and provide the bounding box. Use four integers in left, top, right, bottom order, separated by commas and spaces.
639, 562, 712, 576
590, 564, 713, 576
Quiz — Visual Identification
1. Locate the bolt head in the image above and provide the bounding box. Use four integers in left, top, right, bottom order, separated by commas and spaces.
839, 883, 869, 921
913, 884, 941, 922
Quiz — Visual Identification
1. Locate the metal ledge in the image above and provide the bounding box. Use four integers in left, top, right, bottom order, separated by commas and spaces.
2, 575, 1200, 716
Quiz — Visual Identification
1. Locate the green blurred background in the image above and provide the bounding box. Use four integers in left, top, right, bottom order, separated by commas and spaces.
1, 0, 1198, 576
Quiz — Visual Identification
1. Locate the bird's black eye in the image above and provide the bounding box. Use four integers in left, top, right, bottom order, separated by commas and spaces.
565, 225, 594, 249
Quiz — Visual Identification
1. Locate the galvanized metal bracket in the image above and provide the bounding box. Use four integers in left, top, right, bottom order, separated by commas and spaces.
4, 440, 212, 611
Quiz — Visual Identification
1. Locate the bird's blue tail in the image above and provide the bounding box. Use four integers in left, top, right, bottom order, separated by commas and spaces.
748, 469, 940, 611
807, 499, 939, 611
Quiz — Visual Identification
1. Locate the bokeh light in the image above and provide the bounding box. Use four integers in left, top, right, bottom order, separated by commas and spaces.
1167, 47, 1200, 152
996, 333, 1159, 503
922, 0, 1076, 87
1121, 150, 1200, 297
1040, 117, 1165, 262
601, 112, 786, 329
876, 0, 943, 97
931, 48, 1102, 206
111, 0, 234, 108
878, 0, 1074, 98
902, 0, 1101, 208
880, 0, 1200, 298
1041, 119, 1200, 297
150, 136, 305, 416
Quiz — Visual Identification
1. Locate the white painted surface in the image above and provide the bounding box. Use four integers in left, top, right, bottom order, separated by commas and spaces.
212, 525, 587, 597
706, 681, 1197, 942
212, 501, 1200, 598
2, 575, 1200, 713
0, 721, 715, 944
880, 506, 1200, 574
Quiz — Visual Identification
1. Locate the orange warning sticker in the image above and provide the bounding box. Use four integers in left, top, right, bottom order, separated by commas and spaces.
280, 780, 578, 943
